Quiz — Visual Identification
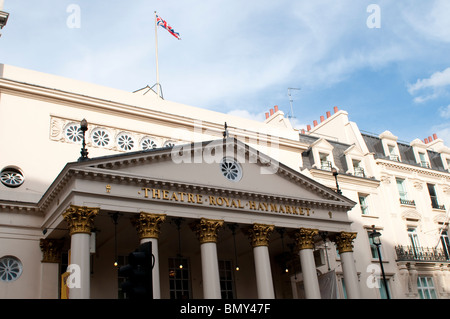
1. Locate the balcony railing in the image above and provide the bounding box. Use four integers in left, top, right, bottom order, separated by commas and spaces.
399, 198, 416, 206
389, 154, 399, 161
395, 245, 450, 262
430, 196, 446, 210
320, 161, 332, 171
420, 161, 430, 168
353, 167, 365, 177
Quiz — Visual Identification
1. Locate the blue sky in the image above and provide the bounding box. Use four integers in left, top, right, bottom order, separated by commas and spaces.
1, 1, 450, 145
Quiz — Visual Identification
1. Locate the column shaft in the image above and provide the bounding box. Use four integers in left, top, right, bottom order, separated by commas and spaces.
247, 223, 275, 299
201, 242, 221, 298
70, 233, 91, 299
295, 228, 321, 299
131, 212, 166, 299
299, 248, 321, 299
62, 205, 99, 299
335, 232, 360, 299
191, 218, 224, 299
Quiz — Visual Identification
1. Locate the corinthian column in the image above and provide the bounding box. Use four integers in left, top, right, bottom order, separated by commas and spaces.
334, 231, 360, 299
295, 228, 321, 299
39, 238, 64, 298
63, 205, 99, 299
131, 212, 166, 299
191, 218, 224, 299
247, 223, 275, 299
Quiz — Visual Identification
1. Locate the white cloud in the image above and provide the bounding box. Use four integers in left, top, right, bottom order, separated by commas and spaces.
402, 0, 450, 43
408, 67, 450, 93
408, 67, 450, 103
439, 105, 450, 118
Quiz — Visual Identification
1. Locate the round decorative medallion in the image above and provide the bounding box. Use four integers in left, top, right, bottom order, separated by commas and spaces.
91, 128, 111, 148
117, 133, 135, 151
64, 123, 83, 143
141, 137, 158, 150
220, 158, 242, 182
0, 256, 23, 282
0, 167, 24, 188
164, 141, 175, 148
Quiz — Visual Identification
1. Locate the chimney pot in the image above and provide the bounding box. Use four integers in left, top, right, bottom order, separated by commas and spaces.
274, 105, 279, 112
265, 112, 269, 119
333, 106, 339, 113
433, 133, 438, 140
313, 120, 318, 127
428, 136, 432, 143
270, 109, 274, 116
320, 115, 325, 122
326, 111, 331, 118
307, 125, 311, 131
301, 129, 305, 134
424, 138, 428, 144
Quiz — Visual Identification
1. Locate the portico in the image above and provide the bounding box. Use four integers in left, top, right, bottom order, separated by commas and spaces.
39, 138, 360, 299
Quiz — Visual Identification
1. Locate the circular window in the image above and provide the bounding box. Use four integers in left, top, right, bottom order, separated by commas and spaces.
141, 137, 157, 150
91, 128, 111, 148
64, 123, 83, 144
117, 133, 135, 151
0, 256, 23, 282
0, 167, 25, 188
220, 158, 242, 182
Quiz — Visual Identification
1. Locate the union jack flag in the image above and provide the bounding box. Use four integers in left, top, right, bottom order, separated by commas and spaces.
156, 14, 181, 40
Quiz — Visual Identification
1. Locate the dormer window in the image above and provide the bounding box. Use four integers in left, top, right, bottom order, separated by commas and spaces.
379, 131, 401, 162
410, 139, 431, 168
310, 138, 336, 172
320, 152, 332, 171
343, 144, 367, 177
352, 159, 365, 177
388, 145, 399, 161
418, 152, 429, 168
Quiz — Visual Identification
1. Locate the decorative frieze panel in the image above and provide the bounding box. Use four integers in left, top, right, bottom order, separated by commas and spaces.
49, 115, 183, 152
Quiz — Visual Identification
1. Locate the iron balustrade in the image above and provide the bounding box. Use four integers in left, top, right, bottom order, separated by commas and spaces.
399, 198, 416, 206
395, 245, 450, 262
430, 196, 446, 210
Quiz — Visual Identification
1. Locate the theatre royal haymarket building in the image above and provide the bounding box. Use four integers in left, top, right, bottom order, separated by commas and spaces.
0, 64, 361, 299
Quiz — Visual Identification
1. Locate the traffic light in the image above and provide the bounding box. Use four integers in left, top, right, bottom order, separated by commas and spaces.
119, 241, 154, 299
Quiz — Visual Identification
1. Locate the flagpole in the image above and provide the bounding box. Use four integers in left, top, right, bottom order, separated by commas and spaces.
154, 11, 161, 98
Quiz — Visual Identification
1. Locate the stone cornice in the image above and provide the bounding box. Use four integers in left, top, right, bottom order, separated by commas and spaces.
309, 168, 380, 188
376, 158, 450, 180
1, 78, 308, 152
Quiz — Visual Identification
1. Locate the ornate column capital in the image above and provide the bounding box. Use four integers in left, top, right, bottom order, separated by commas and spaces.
62, 205, 99, 235
334, 231, 357, 254
247, 223, 274, 247
191, 218, 224, 244
40, 238, 64, 263
295, 228, 319, 250
131, 212, 166, 240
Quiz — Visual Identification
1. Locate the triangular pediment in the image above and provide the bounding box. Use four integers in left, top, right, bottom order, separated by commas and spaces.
66, 138, 354, 209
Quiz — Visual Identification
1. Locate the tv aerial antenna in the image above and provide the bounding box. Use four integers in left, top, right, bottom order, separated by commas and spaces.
287, 88, 301, 118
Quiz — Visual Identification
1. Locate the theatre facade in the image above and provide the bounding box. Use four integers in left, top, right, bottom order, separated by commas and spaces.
33, 138, 359, 299
0, 64, 366, 299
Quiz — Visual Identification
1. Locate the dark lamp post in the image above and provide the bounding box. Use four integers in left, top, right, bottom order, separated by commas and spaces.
331, 167, 342, 195
78, 118, 89, 162
369, 226, 390, 299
